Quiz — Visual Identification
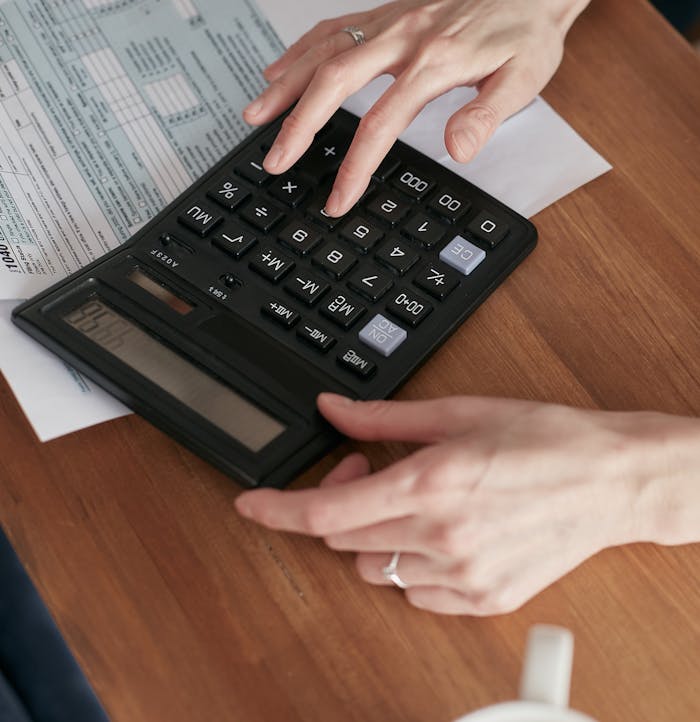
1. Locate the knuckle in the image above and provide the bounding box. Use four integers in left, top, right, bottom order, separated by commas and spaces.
480, 587, 522, 616
301, 500, 334, 535
447, 559, 480, 589
312, 19, 333, 35
355, 555, 376, 583
316, 57, 350, 86
333, 161, 364, 188
358, 106, 391, 140
415, 36, 453, 68
269, 74, 294, 97
426, 520, 464, 556
411, 460, 452, 498
309, 35, 337, 63
396, 6, 431, 32
282, 112, 305, 135
280, 111, 309, 139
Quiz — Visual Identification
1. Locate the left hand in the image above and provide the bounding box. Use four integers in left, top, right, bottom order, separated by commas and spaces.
235, 393, 672, 615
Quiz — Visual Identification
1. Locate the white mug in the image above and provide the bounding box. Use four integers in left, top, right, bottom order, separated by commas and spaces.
452, 625, 597, 722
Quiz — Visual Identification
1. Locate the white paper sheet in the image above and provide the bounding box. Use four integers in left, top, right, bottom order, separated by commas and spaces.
2, 0, 612, 443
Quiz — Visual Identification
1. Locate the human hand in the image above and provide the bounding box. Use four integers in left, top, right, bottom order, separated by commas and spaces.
243, 0, 590, 216
235, 393, 693, 615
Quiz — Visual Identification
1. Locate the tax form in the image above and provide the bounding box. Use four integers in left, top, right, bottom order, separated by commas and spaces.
0, 0, 283, 299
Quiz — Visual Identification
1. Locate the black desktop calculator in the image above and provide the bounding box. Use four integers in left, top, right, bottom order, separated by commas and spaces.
13, 109, 537, 488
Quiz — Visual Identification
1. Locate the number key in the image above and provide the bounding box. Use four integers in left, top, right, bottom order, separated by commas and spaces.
391, 166, 434, 200
312, 243, 357, 279
365, 192, 410, 225
467, 210, 510, 247
347, 264, 394, 302
402, 213, 446, 248
428, 188, 471, 222
339, 216, 384, 252
278, 221, 322, 255
374, 238, 419, 275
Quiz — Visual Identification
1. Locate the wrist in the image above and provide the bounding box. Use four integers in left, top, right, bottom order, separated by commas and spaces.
618, 412, 700, 546
547, 0, 592, 35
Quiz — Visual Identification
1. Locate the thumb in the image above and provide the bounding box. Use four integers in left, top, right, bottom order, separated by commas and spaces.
317, 393, 491, 444
445, 60, 542, 164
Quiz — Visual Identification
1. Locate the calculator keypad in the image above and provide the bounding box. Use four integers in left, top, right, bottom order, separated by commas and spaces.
135, 110, 533, 395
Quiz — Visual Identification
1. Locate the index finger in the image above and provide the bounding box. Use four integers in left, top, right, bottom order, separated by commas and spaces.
324, 67, 455, 215
235, 454, 425, 536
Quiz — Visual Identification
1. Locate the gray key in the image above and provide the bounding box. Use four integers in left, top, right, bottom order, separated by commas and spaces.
439, 235, 486, 275
358, 314, 407, 357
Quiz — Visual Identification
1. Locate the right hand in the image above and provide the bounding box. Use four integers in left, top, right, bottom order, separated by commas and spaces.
244, 0, 590, 216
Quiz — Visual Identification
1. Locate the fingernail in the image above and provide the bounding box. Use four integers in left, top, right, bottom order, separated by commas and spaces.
264, 144, 283, 171
319, 392, 354, 407
244, 97, 264, 118
451, 128, 477, 161
324, 189, 342, 216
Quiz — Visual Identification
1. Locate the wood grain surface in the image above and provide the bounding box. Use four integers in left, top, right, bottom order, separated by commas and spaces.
1, 1, 699, 720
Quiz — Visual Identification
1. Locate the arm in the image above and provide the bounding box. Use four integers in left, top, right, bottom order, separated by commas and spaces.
243, 0, 593, 216
236, 394, 700, 615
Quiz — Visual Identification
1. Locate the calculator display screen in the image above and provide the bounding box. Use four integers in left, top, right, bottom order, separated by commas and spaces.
63, 299, 286, 452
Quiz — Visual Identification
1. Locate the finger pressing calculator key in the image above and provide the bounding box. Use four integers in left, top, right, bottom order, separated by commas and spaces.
13, 107, 537, 488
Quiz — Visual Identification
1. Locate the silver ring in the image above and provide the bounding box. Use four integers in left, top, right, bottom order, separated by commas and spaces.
382, 551, 408, 589
341, 25, 366, 47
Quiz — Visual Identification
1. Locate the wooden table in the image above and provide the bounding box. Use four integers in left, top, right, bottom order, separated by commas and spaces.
1, 1, 699, 720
